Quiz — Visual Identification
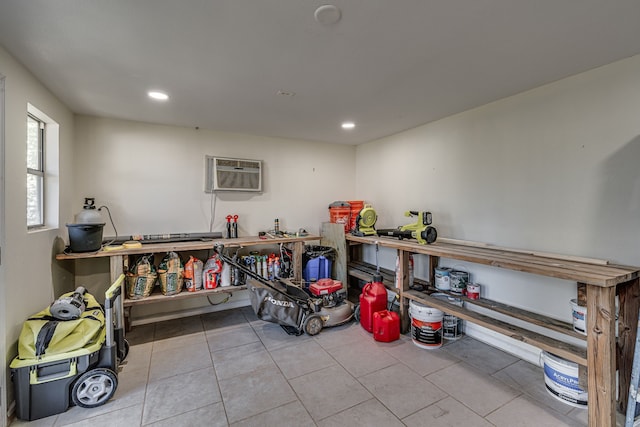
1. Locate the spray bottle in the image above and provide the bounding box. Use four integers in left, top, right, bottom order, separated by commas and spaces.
261, 256, 268, 279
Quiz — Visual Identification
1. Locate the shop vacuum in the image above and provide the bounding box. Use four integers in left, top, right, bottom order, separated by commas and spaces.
49, 286, 87, 320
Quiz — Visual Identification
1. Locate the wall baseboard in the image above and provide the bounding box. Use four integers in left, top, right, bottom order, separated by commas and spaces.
464, 322, 543, 367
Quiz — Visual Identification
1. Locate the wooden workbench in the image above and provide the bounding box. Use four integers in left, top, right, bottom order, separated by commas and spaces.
56, 235, 320, 328
346, 234, 640, 427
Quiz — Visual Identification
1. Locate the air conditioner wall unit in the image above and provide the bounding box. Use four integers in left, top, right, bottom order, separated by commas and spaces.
205, 156, 262, 192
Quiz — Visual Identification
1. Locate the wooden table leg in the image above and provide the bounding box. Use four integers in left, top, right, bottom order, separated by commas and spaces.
292, 241, 304, 284
398, 249, 410, 334
616, 277, 640, 413
109, 255, 127, 332
587, 284, 617, 427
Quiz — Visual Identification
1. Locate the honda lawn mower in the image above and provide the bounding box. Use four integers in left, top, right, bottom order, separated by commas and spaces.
377, 210, 437, 244
214, 244, 355, 336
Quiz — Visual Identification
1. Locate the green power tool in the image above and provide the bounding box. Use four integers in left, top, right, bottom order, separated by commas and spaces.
377, 211, 437, 244
352, 204, 377, 236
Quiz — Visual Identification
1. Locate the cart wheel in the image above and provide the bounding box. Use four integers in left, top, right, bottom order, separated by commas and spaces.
304, 314, 323, 336
71, 368, 118, 408
119, 339, 130, 362
354, 304, 361, 323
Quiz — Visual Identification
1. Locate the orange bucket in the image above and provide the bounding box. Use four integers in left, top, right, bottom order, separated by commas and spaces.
347, 200, 364, 232
329, 201, 351, 233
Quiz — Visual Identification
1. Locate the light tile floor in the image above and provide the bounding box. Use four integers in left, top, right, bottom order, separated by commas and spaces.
11, 307, 603, 426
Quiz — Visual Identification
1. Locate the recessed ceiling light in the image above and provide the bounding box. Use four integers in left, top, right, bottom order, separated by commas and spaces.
341, 122, 355, 130
314, 5, 341, 25
148, 91, 169, 101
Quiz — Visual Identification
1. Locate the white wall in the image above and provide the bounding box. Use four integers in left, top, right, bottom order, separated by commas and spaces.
0, 45, 75, 418
356, 54, 640, 358
73, 116, 356, 319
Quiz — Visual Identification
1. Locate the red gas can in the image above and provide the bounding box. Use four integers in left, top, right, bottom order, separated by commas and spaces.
373, 310, 400, 342
359, 274, 388, 333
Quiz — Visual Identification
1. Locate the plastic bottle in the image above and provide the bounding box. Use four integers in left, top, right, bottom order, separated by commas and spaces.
261, 256, 268, 279
274, 256, 280, 278
221, 261, 231, 286
267, 256, 274, 280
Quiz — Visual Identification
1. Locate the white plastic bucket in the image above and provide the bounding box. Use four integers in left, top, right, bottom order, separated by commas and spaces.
541, 351, 587, 408
431, 293, 464, 340
570, 299, 586, 335
434, 267, 451, 291
409, 300, 443, 349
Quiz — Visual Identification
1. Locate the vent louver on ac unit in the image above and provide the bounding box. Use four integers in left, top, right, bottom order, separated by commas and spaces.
205, 156, 262, 192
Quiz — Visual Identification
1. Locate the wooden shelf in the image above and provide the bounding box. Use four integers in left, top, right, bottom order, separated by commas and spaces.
348, 259, 585, 341
404, 290, 587, 365
123, 285, 246, 307
346, 235, 639, 287
57, 234, 321, 331
345, 234, 640, 426
56, 235, 319, 260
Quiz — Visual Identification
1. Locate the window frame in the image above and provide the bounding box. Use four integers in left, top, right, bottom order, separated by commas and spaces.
26, 112, 45, 229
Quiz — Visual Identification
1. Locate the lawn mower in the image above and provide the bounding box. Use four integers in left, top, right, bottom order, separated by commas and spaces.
214, 244, 355, 335
377, 210, 437, 244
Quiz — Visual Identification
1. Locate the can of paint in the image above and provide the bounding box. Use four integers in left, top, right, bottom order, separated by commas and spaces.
570, 299, 586, 335
431, 293, 464, 340
466, 283, 481, 300
434, 267, 451, 291
450, 270, 469, 295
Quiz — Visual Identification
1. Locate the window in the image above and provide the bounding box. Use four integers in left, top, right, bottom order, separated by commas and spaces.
27, 113, 45, 228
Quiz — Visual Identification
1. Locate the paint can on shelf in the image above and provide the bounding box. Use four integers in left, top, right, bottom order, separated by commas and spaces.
541, 351, 588, 408
466, 283, 481, 300
450, 270, 469, 295
570, 299, 586, 335
431, 293, 464, 340
434, 267, 451, 291
409, 300, 443, 349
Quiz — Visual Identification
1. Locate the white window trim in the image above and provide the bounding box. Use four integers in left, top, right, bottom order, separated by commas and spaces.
27, 103, 59, 232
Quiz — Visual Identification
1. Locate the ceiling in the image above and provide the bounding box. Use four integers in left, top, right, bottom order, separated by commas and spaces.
1, 1, 640, 145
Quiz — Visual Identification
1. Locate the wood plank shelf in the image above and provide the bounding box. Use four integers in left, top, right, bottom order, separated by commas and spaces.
348, 259, 585, 341
123, 285, 246, 307
404, 290, 587, 365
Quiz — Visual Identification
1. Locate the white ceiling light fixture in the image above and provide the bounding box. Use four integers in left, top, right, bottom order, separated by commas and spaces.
341, 121, 355, 130
148, 91, 169, 101
314, 5, 341, 25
